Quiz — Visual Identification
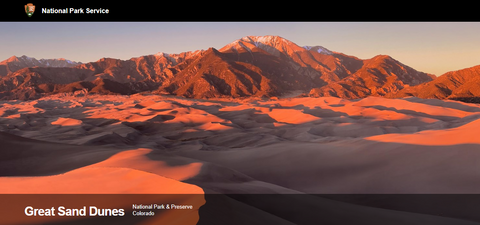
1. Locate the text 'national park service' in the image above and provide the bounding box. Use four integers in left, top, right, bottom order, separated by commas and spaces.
42, 7, 109, 14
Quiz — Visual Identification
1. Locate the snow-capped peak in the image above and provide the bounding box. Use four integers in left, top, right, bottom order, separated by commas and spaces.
154, 52, 168, 57
303, 45, 333, 55
220, 35, 305, 56
20, 55, 34, 60
240, 35, 294, 47
220, 35, 336, 59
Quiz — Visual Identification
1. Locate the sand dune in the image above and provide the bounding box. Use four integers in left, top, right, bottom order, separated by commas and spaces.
3, 94, 480, 224
51, 117, 83, 126
1, 166, 201, 194
267, 108, 321, 124
366, 118, 480, 146
0, 131, 203, 194
2, 94, 480, 194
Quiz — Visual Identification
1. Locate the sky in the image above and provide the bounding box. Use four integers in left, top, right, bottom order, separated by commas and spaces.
2, 22, 480, 76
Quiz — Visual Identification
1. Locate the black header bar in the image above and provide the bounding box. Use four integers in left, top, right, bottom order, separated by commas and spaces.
2, 2, 474, 22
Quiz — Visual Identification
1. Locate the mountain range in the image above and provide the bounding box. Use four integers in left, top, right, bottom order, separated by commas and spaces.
0, 55, 80, 76
0, 35, 479, 102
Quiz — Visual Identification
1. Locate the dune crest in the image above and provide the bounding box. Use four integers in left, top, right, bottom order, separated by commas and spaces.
0, 148, 203, 194
365, 118, 480, 146
51, 117, 83, 126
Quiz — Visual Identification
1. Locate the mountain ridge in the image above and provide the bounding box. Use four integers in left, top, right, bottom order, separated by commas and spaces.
1, 35, 478, 102
0, 55, 81, 77
386, 64, 480, 102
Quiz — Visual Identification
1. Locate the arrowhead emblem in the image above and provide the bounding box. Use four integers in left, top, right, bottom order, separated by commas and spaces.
25, 3, 35, 17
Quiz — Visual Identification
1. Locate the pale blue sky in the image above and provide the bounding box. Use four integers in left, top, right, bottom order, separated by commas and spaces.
2, 22, 480, 76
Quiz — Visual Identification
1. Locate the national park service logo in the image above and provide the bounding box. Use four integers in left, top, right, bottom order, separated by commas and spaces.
25, 3, 35, 17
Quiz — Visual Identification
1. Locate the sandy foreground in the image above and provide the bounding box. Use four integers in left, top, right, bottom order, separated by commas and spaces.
2, 94, 480, 224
